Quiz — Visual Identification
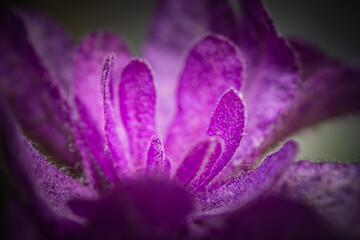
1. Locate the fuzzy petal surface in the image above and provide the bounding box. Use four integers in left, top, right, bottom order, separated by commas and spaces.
190, 89, 245, 191
102, 55, 131, 178
276, 39, 360, 140
15, 8, 75, 96
234, 0, 299, 167
146, 137, 168, 177
277, 160, 360, 238
175, 137, 223, 187
0, 101, 97, 237
0, 8, 77, 166
143, 0, 237, 136
120, 59, 157, 172
196, 141, 298, 215
73, 32, 131, 187
166, 35, 243, 169
74, 31, 130, 136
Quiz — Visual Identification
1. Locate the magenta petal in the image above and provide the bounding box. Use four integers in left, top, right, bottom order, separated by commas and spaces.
120, 59, 157, 172
144, 0, 237, 85
276, 40, 360, 138
196, 140, 298, 215
234, 0, 300, 166
74, 31, 131, 138
15, 9, 75, 96
74, 97, 118, 190
0, 9, 77, 166
289, 38, 339, 80
143, 0, 238, 136
102, 55, 131, 178
189, 89, 245, 191
266, 39, 360, 155
0, 101, 97, 236
146, 137, 170, 178
175, 137, 223, 187
73, 32, 131, 187
163, 157, 171, 179
285, 66, 360, 136
277, 161, 360, 238
166, 35, 243, 169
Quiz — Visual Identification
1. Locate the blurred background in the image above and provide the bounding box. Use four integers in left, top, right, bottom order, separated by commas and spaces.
2, 0, 360, 162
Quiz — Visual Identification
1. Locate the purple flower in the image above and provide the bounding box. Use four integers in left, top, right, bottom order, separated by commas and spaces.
1, 0, 360, 239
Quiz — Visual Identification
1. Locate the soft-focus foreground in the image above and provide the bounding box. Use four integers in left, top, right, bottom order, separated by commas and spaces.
1, 0, 360, 239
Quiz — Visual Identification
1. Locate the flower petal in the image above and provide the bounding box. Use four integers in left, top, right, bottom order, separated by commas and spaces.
283, 66, 360, 137
146, 137, 168, 177
74, 98, 118, 190
119, 59, 157, 172
69, 179, 192, 239
234, 0, 300, 167
14, 8, 75, 96
102, 55, 131, 178
0, 8, 77, 166
73, 32, 131, 187
275, 39, 360, 139
289, 38, 338, 80
175, 137, 223, 187
165, 35, 243, 169
190, 89, 245, 191
276, 160, 360, 238
143, 0, 238, 136
74, 31, 131, 138
196, 140, 298, 215
0, 100, 97, 236
144, 0, 237, 84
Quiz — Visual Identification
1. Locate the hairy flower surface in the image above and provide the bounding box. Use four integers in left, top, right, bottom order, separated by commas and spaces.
0, 0, 360, 239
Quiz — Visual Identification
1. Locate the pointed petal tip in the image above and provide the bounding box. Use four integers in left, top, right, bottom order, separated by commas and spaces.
175, 136, 224, 186
165, 33, 244, 167
150, 136, 162, 145
196, 33, 241, 49
123, 58, 153, 73
224, 88, 239, 97
188, 88, 245, 190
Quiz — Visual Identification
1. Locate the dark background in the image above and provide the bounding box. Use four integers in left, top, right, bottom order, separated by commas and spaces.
2, 0, 360, 161
3, 0, 360, 61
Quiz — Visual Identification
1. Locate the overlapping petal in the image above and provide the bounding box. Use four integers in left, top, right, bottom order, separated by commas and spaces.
276, 39, 360, 141
0, 100, 97, 236
175, 137, 223, 186
196, 141, 298, 215
276, 160, 360, 238
165, 35, 243, 169
190, 89, 245, 191
289, 38, 339, 80
0, 8, 77, 166
233, 0, 300, 168
74, 31, 131, 136
73, 32, 131, 188
100, 55, 133, 181
14, 8, 75, 96
143, 0, 238, 135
